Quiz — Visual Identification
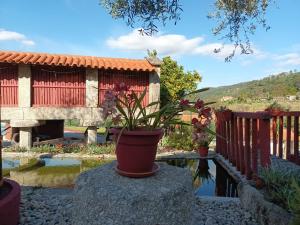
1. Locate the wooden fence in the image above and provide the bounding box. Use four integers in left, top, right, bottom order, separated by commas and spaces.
98, 70, 149, 107
0, 63, 18, 106
215, 110, 300, 179
31, 66, 86, 107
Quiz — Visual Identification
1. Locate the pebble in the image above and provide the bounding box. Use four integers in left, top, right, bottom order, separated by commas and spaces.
19, 187, 259, 225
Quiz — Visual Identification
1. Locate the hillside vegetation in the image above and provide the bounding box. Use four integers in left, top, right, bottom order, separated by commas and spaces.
197, 71, 300, 111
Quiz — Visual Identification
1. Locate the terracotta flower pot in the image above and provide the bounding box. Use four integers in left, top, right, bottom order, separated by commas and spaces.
0, 179, 21, 225
198, 146, 209, 157
111, 128, 163, 177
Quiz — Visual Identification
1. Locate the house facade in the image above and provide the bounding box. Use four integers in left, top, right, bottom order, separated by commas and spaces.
0, 51, 161, 149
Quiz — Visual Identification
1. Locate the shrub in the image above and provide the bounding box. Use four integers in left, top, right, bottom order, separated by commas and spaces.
10, 144, 116, 155
260, 167, 300, 214
161, 125, 197, 151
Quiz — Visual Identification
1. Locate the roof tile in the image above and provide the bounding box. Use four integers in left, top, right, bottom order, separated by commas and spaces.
0, 51, 156, 72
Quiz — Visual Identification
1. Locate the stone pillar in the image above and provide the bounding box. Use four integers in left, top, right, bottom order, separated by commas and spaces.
147, 56, 162, 113
86, 68, 99, 107
19, 127, 32, 149
87, 126, 97, 144
149, 68, 160, 104
10, 120, 39, 149
18, 64, 31, 108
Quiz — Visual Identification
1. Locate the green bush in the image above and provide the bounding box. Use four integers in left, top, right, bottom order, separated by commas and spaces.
161, 125, 197, 151
11, 144, 116, 155
290, 179, 300, 225
84, 144, 115, 155
260, 167, 300, 215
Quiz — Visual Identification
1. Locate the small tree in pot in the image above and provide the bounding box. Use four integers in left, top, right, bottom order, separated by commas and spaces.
102, 83, 214, 177
191, 103, 214, 157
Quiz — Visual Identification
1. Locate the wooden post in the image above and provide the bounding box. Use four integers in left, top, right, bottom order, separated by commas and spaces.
259, 117, 271, 167
278, 116, 283, 158
238, 117, 245, 174
230, 115, 235, 165
245, 118, 251, 179
235, 116, 240, 170
286, 116, 291, 160
272, 116, 277, 156
251, 119, 258, 174
294, 116, 299, 164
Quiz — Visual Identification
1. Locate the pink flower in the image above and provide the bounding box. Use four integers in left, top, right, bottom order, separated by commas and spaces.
180, 99, 190, 107
201, 107, 212, 117
194, 100, 204, 109
114, 82, 129, 94
191, 118, 199, 125
112, 114, 122, 125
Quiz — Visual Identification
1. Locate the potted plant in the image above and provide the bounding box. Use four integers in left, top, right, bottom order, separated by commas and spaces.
101, 83, 213, 177
191, 107, 214, 157
0, 89, 21, 225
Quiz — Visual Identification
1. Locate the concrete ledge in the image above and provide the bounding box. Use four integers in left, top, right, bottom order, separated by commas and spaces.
238, 182, 293, 225
10, 120, 40, 128
71, 161, 195, 225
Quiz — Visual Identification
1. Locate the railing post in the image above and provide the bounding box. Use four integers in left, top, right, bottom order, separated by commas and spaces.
230, 112, 235, 165
278, 116, 283, 158
245, 118, 251, 179
238, 117, 245, 174
286, 116, 291, 160
258, 114, 271, 167
272, 116, 277, 156
294, 116, 299, 164
234, 115, 239, 169
251, 118, 258, 174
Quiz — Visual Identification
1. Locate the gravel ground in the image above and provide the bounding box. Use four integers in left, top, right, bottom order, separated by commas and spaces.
19, 187, 72, 225
270, 155, 300, 178
19, 187, 258, 225
193, 196, 258, 225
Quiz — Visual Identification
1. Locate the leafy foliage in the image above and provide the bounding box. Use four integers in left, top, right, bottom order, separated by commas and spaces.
260, 167, 300, 213
208, 0, 272, 61
161, 125, 197, 151
160, 56, 201, 107
290, 179, 300, 225
100, 0, 273, 59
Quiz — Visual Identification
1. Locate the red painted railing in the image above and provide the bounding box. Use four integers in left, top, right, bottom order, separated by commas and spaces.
0, 63, 18, 106
32, 66, 86, 107
216, 110, 300, 179
99, 70, 149, 107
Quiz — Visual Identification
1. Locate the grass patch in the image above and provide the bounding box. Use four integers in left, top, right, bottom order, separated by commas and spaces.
260, 167, 300, 224
9, 144, 116, 155
37, 165, 80, 175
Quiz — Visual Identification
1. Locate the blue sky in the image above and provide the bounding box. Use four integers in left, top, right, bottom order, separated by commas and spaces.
1, 0, 300, 87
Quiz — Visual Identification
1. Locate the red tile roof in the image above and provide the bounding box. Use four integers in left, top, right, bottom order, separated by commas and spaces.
0, 51, 156, 72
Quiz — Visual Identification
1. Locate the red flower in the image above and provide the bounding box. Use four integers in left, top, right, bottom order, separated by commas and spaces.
194, 100, 204, 109
201, 107, 212, 117
114, 82, 129, 93
191, 118, 199, 125
180, 99, 190, 107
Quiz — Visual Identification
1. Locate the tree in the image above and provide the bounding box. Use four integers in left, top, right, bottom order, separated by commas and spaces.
100, 0, 272, 61
159, 56, 201, 107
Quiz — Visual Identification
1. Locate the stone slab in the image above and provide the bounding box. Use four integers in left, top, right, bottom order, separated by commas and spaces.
72, 161, 195, 225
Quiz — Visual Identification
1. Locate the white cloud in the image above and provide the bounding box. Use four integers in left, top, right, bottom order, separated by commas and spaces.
107, 30, 205, 55
106, 30, 266, 60
0, 29, 35, 46
274, 53, 300, 66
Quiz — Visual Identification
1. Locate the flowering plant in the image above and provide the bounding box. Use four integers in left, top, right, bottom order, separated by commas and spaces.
191, 100, 214, 148
101, 82, 213, 132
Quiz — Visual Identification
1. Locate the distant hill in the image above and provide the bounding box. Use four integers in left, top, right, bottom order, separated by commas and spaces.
197, 71, 300, 103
